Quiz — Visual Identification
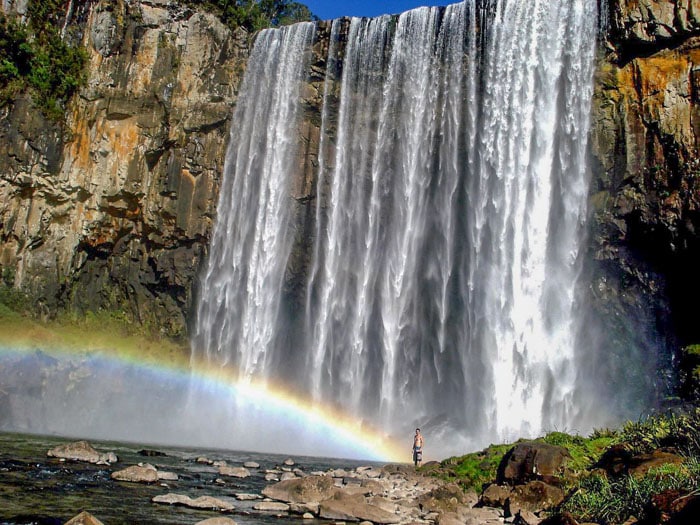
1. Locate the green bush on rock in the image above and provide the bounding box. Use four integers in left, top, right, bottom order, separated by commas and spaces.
185, 0, 317, 32
0, 1, 87, 118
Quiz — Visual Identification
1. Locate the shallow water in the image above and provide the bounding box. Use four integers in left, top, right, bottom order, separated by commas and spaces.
0, 432, 382, 525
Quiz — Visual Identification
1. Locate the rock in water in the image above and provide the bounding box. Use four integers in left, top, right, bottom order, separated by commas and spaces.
195, 519, 238, 525
253, 501, 290, 512
244, 461, 260, 468
47, 441, 117, 465
111, 465, 159, 483
219, 466, 251, 478
152, 493, 235, 511
64, 511, 105, 525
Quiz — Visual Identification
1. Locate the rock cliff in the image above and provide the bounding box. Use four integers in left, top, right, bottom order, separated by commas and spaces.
0, 0, 699, 394
0, 0, 249, 336
589, 0, 700, 394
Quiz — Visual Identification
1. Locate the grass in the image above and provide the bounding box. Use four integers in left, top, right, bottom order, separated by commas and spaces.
437, 443, 514, 492
561, 459, 700, 524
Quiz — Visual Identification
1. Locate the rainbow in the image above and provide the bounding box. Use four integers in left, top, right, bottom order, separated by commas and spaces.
0, 337, 405, 462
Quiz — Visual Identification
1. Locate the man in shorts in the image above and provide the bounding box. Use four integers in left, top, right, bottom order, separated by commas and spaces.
413, 428, 424, 467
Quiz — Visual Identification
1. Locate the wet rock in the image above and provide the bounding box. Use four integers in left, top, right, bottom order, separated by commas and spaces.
498, 442, 571, 485
152, 493, 235, 511
244, 461, 260, 468
111, 464, 159, 483
194, 519, 238, 525
64, 511, 105, 525
302, 513, 314, 519
219, 465, 251, 478
262, 474, 337, 503
284, 458, 295, 466
253, 501, 291, 512
47, 441, 117, 465
280, 471, 297, 481
235, 493, 262, 500
157, 470, 179, 481
138, 449, 167, 457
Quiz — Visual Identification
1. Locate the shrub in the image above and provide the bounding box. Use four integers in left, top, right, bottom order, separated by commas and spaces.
561, 460, 700, 524
617, 409, 700, 456
0, 1, 87, 118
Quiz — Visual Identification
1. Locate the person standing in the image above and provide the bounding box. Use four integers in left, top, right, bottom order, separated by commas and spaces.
412, 428, 424, 467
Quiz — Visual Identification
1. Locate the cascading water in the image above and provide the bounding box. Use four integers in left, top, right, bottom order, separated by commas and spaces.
194, 0, 605, 454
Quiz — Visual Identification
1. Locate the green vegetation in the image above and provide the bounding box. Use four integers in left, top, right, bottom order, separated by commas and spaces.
438, 443, 513, 492
0, 1, 87, 118
616, 409, 700, 456
186, 0, 317, 32
433, 409, 700, 524
561, 460, 700, 524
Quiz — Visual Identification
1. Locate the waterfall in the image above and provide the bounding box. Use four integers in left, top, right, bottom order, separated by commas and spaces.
194, 0, 599, 453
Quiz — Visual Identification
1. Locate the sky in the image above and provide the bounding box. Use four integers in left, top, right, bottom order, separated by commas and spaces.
303, 1, 452, 21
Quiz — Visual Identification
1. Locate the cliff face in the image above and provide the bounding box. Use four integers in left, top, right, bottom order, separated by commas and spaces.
590, 0, 700, 375
0, 0, 699, 380
0, 0, 249, 336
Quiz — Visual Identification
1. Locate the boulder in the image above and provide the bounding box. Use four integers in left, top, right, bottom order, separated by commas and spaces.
289, 502, 320, 515
262, 475, 337, 503
47, 441, 117, 465
244, 461, 260, 468
253, 501, 291, 512
235, 493, 262, 500
627, 451, 685, 478
461, 507, 504, 525
152, 493, 235, 511
538, 512, 580, 525
514, 509, 542, 525
417, 483, 474, 514
506, 481, 566, 517
219, 465, 251, 478
497, 442, 571, 485
64, 511, 104, 525
111, 465, 159, 483
194, 519, 238, 525
319, 492, 401, 524
481, 483, 512, 507
596, 447, 685, 477
284, 458, 295, 466
157, 470, 179, 481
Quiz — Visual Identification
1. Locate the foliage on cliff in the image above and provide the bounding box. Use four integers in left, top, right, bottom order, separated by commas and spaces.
0, 1, 87, 118
186, 0, 316, 32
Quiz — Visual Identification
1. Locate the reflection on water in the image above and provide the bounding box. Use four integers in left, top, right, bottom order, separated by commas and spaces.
0, 432, 380, 525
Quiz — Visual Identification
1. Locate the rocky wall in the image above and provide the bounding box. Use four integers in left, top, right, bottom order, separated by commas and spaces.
589, 0, 700, 397
0, 0, 250, 336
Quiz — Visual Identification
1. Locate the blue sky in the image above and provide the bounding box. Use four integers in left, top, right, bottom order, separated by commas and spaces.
303, 1, 451, 21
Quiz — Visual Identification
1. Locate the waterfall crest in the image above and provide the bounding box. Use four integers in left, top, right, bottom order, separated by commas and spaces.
194, 0, 600, 453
